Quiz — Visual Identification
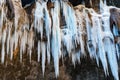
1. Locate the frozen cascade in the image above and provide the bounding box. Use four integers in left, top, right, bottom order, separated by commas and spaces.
61, 29, 73, 56
44, 2, 51, 64
104, 38, 118, 80
61, 1, 78, 56
102, 5, 118, 80
35, 1, 44, 63
35, 0, 52, 68
34, 1, 44, 38
91, 11, 108, 75
75, 5, 86, 55
61, 1, 77, 36
61, 2, 73, 55
51, 0, 61, 77
0, 0, 120, 80
86, 10, 98, 59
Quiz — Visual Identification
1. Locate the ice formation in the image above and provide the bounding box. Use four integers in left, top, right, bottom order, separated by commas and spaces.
0, 0, 120, 80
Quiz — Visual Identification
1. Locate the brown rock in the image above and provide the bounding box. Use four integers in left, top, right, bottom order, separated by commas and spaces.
110, 7, 120, 32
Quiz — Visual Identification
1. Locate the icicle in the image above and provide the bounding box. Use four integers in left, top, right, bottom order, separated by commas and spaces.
85, 11, 95, 59
14, 30, 19, 50
62, 1, 77, 38
37, 40, 41, 62
85, 10, 97, 59
61, 1, 77, 55
101, 6, 119, 79
72, 50, 81, 67
28, 30, 34, 63
100, 0, 104, 13
6, 22, 12, 55
29, 50, 32, 63
91, 13, 108, 75
0, 6, 4, 28
10, 37, 14, 60
104, 0, 107, 5
41, 42, 46, 76
34, 1, 44, 38
116, 44, 120, 58
61, 29, 73, 55
43, 2, 51, 64
103, 38, 118, 80
75, 6, 85, 55
51, 0, 61, 77
0, 0, 4, 5
20, 30, 27, 62
85, 10, 92, 43
1, 29, 7, 63
46, 40, 51, 64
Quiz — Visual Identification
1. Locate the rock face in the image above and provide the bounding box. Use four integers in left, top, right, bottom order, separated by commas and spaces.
0, 0, 120, 80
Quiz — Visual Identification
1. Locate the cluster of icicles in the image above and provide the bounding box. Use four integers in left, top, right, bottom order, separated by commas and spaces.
0, 0, 120, 80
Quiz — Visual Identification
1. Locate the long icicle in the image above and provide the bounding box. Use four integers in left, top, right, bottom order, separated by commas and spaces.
51, 0, 61, 77
102, 5, 118, 80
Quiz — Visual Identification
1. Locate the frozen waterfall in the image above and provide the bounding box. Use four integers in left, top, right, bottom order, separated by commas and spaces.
0, 0, 120, 80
